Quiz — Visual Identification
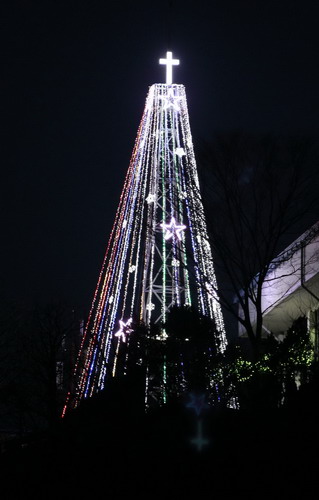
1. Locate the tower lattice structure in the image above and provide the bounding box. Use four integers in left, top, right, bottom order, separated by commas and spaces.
63, 53, 227, 415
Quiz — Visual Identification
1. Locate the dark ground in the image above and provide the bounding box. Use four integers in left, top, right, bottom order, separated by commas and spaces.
1, 380, 318, 499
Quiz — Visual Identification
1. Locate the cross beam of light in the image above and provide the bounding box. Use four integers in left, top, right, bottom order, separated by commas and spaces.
159, 51, 180, 85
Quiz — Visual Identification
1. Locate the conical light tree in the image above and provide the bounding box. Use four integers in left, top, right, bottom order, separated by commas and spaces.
63, 52, 227, 415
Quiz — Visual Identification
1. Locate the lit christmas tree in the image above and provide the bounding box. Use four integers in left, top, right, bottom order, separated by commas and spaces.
63, 52, 227, 416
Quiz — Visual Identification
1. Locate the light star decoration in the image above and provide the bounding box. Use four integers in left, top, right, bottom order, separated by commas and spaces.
175, 147, 185, 157
114, 318, 133, 343
146, 302, 155, 311
186, 393, 209, 416
159, 87, 182, 111
146, 193, 156, 204
160, 217, 186, 241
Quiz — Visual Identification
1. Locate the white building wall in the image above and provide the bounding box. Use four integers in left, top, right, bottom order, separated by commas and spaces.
239, 222, 319, 336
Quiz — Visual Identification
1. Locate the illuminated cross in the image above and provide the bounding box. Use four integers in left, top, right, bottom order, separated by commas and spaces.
190, 420, 210, 452
159, 51, 180, 85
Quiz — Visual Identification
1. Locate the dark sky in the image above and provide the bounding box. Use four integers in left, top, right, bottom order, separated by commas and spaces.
1, 0, 319, 312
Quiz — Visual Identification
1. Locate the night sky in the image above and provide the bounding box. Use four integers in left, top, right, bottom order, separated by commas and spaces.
2, 0, 319, 313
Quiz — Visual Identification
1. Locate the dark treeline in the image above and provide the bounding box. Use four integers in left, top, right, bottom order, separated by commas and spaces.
0, 300, 80, 437
1, 132, 319, 496
197, 132, 319, 353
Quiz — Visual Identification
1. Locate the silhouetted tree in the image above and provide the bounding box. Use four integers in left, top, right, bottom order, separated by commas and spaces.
197, 132, 319, 358
21, 302, 79, 429
164, 305, 222, 401
0, 301, 26, 434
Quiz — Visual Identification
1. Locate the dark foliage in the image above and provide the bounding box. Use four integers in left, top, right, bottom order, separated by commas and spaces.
198, 132, 319, 355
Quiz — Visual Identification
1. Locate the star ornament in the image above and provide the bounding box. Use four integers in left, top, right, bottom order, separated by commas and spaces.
160, 217, 186, 241
146, 193, 156, 204
186, 393, 209, 416
146, 302, 155, 311
175, 147, 185, 158
159, 88, 182, 111
114, 318, 133, 343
